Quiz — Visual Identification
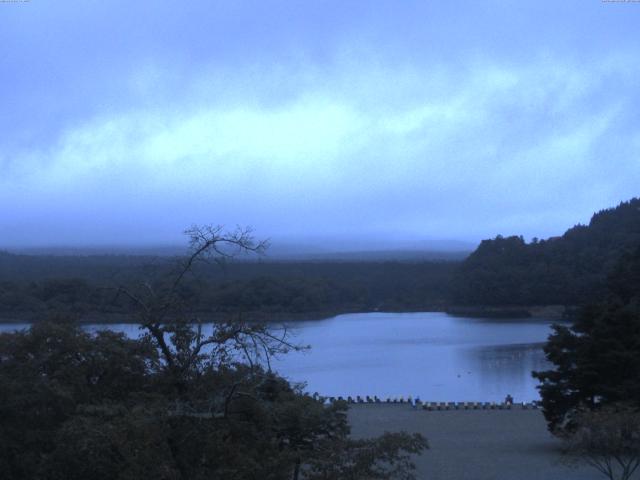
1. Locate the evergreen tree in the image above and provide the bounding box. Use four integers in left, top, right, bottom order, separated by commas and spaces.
452, 198, 640, 307
533, 246, 640, 432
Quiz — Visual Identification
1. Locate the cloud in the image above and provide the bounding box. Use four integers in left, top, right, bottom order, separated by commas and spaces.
1, 26, 639, 246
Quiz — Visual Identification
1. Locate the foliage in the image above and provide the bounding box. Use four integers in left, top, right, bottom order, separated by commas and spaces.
0, 328, 426, 480
0, 322, 159, 479
305, 432, 427, 480
562, 404, 640, 480
0, 258, 456, 320
451, 198, 640, 306
533, 246, 640, 433
0, 226, 427, 479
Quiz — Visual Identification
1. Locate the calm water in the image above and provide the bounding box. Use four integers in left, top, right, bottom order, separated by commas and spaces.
0, 312, 556, 402
276, 312, 554, 402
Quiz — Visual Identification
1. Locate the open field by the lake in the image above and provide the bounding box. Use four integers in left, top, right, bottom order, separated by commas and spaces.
348, 404, 602, 480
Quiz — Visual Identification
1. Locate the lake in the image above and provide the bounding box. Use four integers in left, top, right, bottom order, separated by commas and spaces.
0, 312, 556, 402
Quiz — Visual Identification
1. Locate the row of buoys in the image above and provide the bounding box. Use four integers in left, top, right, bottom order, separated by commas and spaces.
310, 393, 540, 409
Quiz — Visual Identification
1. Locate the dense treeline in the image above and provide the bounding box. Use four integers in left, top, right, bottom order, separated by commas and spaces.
451, 198, 640, 307
533, 245, 640, 432
0, 254, 457, 321
4, 197, 639, 320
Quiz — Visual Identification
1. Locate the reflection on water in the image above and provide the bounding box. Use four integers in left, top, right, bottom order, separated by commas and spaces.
0, 312, 557, 402
273, 312, 555, 402
461, 343, 549, 402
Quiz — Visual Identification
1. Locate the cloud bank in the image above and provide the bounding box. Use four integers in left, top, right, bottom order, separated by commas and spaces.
1, 1, 639, 247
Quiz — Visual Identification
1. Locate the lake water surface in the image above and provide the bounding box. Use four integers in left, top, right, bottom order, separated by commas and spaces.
276, 312, 554, 402
0, 312, 556, 402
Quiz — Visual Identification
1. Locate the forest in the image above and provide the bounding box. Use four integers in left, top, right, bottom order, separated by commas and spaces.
450, 198, 640, 308
1, 197, 639, 323
0, 253, 456, 322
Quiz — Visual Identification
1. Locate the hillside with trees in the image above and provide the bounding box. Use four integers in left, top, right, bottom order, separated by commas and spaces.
0, 252, 456, 323
450, 198, 640, 308
3, 198, 640, 322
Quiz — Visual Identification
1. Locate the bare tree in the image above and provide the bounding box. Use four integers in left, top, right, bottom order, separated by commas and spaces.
562, 404, 640, 480
113, 225, 299, 383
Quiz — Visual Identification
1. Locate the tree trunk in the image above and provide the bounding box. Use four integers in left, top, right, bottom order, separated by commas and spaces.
292, 457, 301, 480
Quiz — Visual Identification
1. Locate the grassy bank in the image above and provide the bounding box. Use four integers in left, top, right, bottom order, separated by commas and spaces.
348, 404, 601, 480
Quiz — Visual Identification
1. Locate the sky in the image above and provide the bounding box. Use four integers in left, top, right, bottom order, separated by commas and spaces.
1, 0, 639, 250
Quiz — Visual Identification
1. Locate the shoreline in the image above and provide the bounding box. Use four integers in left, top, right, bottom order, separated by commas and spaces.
445, 304, 574, 320
0, 309, 374, 325
0, 305, 573, 324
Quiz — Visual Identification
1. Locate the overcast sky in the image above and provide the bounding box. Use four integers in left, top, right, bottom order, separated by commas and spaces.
1, 1, 639, 249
